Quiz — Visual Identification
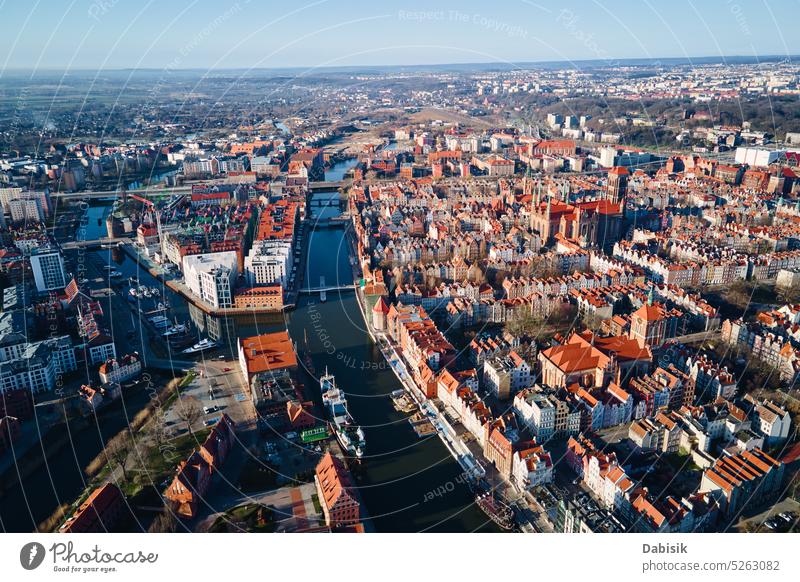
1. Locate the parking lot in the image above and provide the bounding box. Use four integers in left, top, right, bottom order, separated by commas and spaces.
735, 497, 800, 533
163, 357, 255, 436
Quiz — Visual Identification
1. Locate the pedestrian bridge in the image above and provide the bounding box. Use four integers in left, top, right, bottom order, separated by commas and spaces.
297, 284, 356, 295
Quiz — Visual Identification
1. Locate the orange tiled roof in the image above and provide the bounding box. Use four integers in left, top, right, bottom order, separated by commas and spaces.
239, 331, 298, 375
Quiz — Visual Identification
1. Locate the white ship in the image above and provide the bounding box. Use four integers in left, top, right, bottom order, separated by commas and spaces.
320, 369, 365, 460
182, 338, 219, 354
161, 322, 189, 337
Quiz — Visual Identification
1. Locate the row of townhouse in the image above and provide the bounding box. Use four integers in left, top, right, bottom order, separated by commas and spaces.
588, 250, 645, 280
651, 282, 720, 330
389, 256, 473, 285
667, 239, 744, 264
513, 386, 581, 441
467, 331, 521, 367
630, 394, 789, 460
628, 365, 695, 418
436, 368, 554, 490
750, 249, 800, 280
502, 269, 637, 300
567, 434, 719, 532
659, 343, 738, 402
386, 303, 455, 373
372, 234, 486, 266
395, 280, 494, 311
721, 318, 800, 382
444, 293, 570, 328
613, 241, 749, 287
618, 240, 800, 286
515, 380, 634, 440
721, 222, 800, 252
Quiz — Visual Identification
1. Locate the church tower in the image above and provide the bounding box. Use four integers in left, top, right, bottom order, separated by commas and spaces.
606, 166, 629, 204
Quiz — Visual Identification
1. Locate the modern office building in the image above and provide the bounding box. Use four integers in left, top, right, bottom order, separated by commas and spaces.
182, 251, 238, 309
244, 239, 292, 287
30, 248, 67, 292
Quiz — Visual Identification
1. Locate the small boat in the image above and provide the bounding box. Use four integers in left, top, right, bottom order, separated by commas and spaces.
162, 323, 189, 337
148, 315, 170, 329
109, 270, 122, 278
182, 338, 219, 354
472, 481, 515, 530
390, 389, 416, 413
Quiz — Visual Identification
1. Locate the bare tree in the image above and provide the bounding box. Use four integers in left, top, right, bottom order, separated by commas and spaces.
175, 395, 203, 433
104, 430, 134, 482
148, 507, 179, 533
149, 407, 170, 449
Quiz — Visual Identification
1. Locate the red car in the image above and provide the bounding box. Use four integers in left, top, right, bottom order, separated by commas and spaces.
223, 367, 232, 372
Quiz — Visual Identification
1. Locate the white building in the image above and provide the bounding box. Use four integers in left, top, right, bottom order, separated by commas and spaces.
511, 444, 553, 491
514, 389, 556, 440
744, 396, 791, 445
483, 351, 531, 399
734, 147, 784, 168
245, 240, 292, 287
9, 196, 45, 223
98, 352, 142, 384
0, 336, 76, 395
0, 187, 50, 217
30, 249, 67, 292
514, 387, 580, 440
182, 251, 238, 309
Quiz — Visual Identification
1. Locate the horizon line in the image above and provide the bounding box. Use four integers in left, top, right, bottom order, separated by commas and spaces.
1, 53, 796, 74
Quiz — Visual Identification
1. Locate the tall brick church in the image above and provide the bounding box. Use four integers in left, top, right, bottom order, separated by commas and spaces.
528, 168, 626, 250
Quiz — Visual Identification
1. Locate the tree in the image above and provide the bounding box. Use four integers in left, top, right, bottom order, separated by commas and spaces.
150, 408, 169, 449
505, 312, 546, 338
149, 507, 178, 533
104, 430, 135, 483
175, 395, 203, 433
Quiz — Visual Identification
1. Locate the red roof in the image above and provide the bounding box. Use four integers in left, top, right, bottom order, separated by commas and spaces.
372, 296, 390, 314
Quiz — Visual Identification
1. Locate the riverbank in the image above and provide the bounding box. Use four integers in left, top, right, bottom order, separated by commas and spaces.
344, 216, 487, 484
120, 243, 291, 316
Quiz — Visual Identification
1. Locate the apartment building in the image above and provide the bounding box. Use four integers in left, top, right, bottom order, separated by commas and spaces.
315, 452, 361, 528
482, 351, 531, 399
183, 251, 238, 309
98, 352, 142, 384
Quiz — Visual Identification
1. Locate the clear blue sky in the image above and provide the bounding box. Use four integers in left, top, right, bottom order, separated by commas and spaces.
0, 0, 796, 70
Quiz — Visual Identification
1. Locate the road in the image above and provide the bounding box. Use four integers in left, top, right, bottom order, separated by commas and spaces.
195, 482, 321, 532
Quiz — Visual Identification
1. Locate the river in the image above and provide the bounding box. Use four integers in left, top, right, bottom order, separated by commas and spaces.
282, 190, 498, 532
0, 156, 497, 531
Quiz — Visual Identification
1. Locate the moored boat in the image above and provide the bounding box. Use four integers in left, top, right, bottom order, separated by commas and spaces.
319, 369, 365, 459
182, 338, 219, 354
